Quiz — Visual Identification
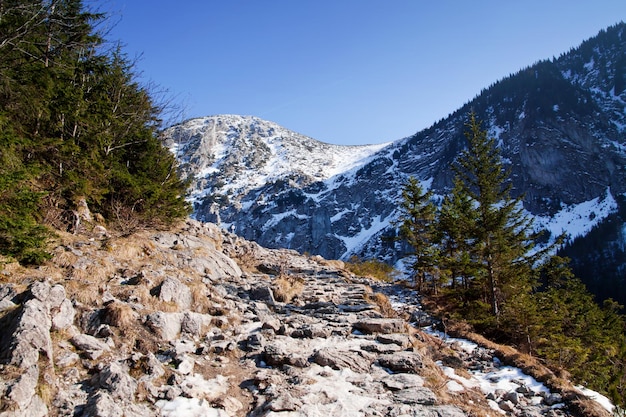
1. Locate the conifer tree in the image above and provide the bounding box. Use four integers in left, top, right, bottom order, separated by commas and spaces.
436, 177, 476, 291
0, 1, 190, 262
452, 113, 537, 318
398, 177, 438, 292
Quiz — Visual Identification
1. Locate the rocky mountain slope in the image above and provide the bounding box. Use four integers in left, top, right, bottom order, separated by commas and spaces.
162, 23, 626, 301
0, 220, 612, 416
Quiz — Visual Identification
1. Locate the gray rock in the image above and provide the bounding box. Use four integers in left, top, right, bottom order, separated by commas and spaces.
378, 351, 424, 373
157, 277, 192, 310
56, 351, 80, 368
353, 318, 406, 334
504, 390, 521, 404
28, 281, 51, 303
244, 332, 265, 351
393, 387, 437, 405
290, 324, 330, 339
338, 303, 375, 312
544, 392, 563, 406
268, 392, 302, 411
310, 348, 374, 373
52, 298, 75, 330
0, 283, 16, 302
0, 298, 16, 311
430, 405, 468, 417
81, 392, 124, 417
95, 362, 137, 401
6, 364, 40, 410
261, 318, 283, 333
181, 312, 209, 336
263, 344, 309, 368
382, 373, 425, 391
145, 312, 183, 341
71, 333, 111, 360
1, 393, 48, 417
361, 341, 403, 354
376, 333, 411, 347
499, 399, 516, 412
47, 284, 67, 310
249, 284, 275, 305
3, 299, 53, 369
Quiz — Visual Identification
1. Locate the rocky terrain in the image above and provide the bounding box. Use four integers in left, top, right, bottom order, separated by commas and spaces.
0, 220, 611, 416
160, 24, 626, 304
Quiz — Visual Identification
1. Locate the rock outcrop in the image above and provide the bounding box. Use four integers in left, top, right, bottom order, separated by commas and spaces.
0, 220, 611, 416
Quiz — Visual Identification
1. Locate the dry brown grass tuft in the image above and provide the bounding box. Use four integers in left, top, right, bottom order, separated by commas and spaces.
190, 283, 213, 314
316, 259, 345, 270
63, 279, 104, 306
272, 274, 304, 303
101, 301, 137, 330
52, 249, 79, 269
364, 291, 396, 317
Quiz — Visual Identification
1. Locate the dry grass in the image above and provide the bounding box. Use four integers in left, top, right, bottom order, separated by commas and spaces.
37, 360, 57, 409
272, 274, 304, 302
101, 301, 138, 330
364, 291, 396, 317
190, 283, 213, 314
345, 257, 396, 282
63, 278, 105, 306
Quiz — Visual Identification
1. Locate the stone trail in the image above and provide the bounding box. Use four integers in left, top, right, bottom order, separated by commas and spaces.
0, 220, 605, 416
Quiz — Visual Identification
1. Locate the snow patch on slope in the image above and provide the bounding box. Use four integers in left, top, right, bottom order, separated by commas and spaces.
534, 188, 617, 240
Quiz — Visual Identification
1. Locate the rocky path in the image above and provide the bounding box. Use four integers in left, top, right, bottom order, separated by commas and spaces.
0, 220, 609, 416
230, 261, 577, 417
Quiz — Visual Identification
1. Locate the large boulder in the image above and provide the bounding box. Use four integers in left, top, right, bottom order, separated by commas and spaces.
310, 348, 375, 373
378, 351, 424, 373
157, 277, 192, 310
2, 299, 53, 369
353, 318, 406, 335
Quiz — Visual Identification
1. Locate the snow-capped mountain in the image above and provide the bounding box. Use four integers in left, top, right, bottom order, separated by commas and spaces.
163, 115, 389, 207
162, 22, 626, 303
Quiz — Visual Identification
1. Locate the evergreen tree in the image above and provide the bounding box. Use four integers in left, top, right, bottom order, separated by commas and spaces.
436, 177, 476, 292
0, 1, 190, 262
452, 113, 537, 318
398, 177, 438, 292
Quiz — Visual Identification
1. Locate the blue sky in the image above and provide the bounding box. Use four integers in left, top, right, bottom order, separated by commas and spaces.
100, 1, 626, 145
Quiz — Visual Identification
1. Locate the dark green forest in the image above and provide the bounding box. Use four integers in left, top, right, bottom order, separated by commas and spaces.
400, 114, 626, 408
0, 0, 190, 263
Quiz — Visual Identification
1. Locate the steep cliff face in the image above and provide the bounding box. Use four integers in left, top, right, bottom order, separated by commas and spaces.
162, 24, 626, 292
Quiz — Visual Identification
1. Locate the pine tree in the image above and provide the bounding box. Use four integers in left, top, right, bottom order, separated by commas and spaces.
398, 177, 438, 292
0, 1, 191, 261
452, 113, 537, 318
437, 177, 476, 291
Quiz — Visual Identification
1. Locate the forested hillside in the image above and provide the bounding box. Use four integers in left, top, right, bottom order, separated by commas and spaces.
0, 0, 190, 263
399, 115, 626, 409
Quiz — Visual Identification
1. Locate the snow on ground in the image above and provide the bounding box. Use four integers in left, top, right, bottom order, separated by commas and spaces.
157, 397, 229, 417
423, 326, 618, 414
534, 187, 617, 241
337, 214, 394, 260
576, 385, 615, 414
425, 327, 549, 393
156, 374, 230, 417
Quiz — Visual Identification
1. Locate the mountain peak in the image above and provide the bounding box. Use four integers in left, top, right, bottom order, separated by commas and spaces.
163, 114, 390, 206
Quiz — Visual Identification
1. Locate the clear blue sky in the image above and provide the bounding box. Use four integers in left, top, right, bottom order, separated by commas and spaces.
99, 1, 626, 145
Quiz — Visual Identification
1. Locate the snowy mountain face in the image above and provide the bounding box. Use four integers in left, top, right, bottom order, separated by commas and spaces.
162, 23, 626, 301
161, 115, 392, 259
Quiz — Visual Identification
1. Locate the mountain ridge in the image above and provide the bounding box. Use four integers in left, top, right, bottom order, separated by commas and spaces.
162, 22, 626, 302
